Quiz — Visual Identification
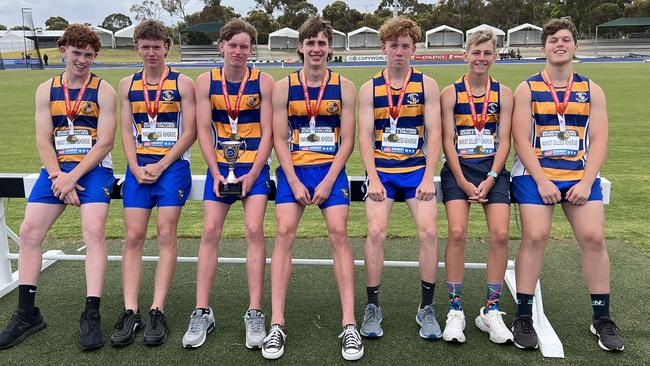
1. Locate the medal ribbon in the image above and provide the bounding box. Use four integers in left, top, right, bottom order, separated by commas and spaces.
221, 66, 250, 135
300, 68, 329, 134
464, 75, 491, 148
62, 72, 92, 136
384, 67, 412, 134
542, 71, 574, 133
141, 67, 169, 130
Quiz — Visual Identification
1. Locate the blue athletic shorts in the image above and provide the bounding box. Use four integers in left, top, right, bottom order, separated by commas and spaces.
275, 164, 350, 209
28, 163, 114, 205
203, 164, 271, 205
512, 175, 602, 205
440, 158, 511, 204
123, 159, 191, 209
368, 168, 426, 201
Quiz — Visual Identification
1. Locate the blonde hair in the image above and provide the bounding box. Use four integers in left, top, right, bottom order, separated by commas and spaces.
466, 30, 496, 51
379, 16, 421, 44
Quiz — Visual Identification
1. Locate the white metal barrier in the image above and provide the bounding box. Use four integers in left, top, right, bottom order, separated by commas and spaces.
0, 172, 613, 358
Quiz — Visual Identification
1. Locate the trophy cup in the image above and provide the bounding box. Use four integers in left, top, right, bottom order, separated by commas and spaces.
217, 140, 246, 196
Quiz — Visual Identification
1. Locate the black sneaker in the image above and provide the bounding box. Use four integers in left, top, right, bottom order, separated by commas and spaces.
512, 315, 538, 349
0, 307, 47, 350
590, 317, 624, 352
79, 308, 104, 350
143, 308, 168, 346
111, 309, 143, 346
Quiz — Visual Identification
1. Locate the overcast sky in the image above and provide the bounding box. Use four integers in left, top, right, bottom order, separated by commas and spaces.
0, 0, 439, 29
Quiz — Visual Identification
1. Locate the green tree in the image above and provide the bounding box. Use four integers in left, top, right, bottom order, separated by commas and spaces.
161, 0, 191, 20
45, 16, 69, 30
322, 1, 364, 33
130, 0, 163, 22
245, 9, 273, 43
277, 1, 318, 29
0, 24, 7, 30
101, 13, 132, 33
184, 0, 240, 45
10, 25, 30, 30
624, 0, 650, 16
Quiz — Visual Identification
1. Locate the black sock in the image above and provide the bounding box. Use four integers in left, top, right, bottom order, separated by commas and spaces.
85, 296, 101, 312
591, 293, 610, 320
366, 285, 380, 306
516, 293, 534, 317
420, 280, 435, 309
18, 285, 37, 316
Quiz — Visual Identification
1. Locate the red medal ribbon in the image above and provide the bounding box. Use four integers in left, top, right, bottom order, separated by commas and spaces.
221, 66, 250, 133
463, 75, 492, 143
62, 72, 92, 134
542, 70, 574, 131
300, 68, 329, 133
141, 66, 169, 125
384, 67, 412, 133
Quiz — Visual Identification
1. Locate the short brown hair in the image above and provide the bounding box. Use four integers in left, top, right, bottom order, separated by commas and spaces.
466, 30, 496, 51
57, 24, 101, 53
220, 18, 257, 44
379, 16, 421, 44
134, 19, 171, 48
542, 18, 578, 46
297, 16, 333, 62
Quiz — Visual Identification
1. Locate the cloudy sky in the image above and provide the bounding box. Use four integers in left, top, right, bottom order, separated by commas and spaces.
0, 0, 439, 29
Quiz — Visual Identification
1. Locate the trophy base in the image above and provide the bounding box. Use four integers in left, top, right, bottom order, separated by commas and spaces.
219, 182, 242, 196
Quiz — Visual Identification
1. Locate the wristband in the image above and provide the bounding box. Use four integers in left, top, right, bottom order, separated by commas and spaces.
487, 171, 498, 179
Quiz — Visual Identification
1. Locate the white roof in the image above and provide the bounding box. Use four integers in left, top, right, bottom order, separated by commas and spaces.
33, 29, 65, 37
466, 24, 505, 36
0, 32, 30, 42
114, 24, 137, 38
91, 26, 113, 35
332, 28, 346, 36
348, 26, 379, 37
269, 27, 298, 38
426, 25, 463, 36
507, 23, 542, 35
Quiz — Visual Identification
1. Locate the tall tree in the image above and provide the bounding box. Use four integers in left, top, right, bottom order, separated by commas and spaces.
322, 1, 364, 33
184, 0, 240, 45
45, 16, 69, 30
161, 0, 191, 20
130, 0, 164, 21
0, 24, 7, 30
277, 1, 318, 29
624, 0, 650, 16
245, 9, 273, 43
101, 13, 132, 33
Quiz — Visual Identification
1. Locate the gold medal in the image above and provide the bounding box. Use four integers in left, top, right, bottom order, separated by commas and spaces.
307, 133, 319, 142
474, 145, 485, 154
387, 133, 399, 143
66, 134, 78, 143
148, 132, 160, 141
230, 133, 240, 141
558, 131, 570, 140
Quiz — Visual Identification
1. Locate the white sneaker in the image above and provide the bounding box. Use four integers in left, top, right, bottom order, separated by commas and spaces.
244, 309, 266, 349
339, 324, 364, 361
442, 309, 466, 343
475, 307, 514, 344
182, 308, 215, 348
262, 324, 286, 360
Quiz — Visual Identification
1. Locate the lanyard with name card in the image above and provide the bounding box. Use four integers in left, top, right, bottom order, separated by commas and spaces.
542, 71, 574, 140
221, 66, 249, 140
62, 72, 91, 142
300, 68, 329, 142
463, 75, 491, 153
384, 67, 412, 142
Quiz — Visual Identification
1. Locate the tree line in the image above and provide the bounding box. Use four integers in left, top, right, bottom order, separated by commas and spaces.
1, 0, 649, 44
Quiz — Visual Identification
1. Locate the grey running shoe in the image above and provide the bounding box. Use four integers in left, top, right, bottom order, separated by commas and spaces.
262, 324, 287, 360
416, 304, 442, 339
182, 308, 215, 349
339, 324, 364, 361
244, 309, 266, 349
360, 304, 383, 338
590, 317, 624, 352
512, 315, 538, 349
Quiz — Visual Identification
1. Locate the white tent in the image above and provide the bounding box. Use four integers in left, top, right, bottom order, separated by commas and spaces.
0, 31, 34, 53
347, 26, 380, 49
332, 28, 346, 49
466, 24, 506, 47
425, 25, 463, 48
507, 23, 542, 47
114, 24, 137, 47
90, 26, 115, 48
267, 27, 299, 51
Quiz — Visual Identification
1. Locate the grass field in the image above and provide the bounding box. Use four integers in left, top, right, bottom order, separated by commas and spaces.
0, 63, 649, 364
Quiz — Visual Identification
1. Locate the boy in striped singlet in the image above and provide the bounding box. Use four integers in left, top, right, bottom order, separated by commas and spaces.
0, 24, 117, 351
511, 18, 624, 352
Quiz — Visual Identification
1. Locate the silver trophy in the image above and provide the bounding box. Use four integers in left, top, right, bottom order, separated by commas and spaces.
217, 140, 246, 196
